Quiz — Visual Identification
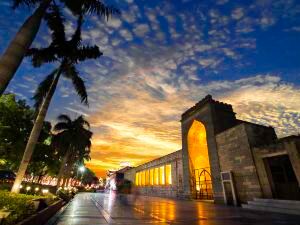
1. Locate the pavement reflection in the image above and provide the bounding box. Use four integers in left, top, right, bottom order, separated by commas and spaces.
51, 193, 300, 225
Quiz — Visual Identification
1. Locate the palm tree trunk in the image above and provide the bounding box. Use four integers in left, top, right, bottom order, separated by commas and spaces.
0, 0, 52, 95
56, 150, 71, 189
11, 69, 61, 193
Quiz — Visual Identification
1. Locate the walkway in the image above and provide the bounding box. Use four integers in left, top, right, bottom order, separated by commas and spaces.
49, 192, 300, 225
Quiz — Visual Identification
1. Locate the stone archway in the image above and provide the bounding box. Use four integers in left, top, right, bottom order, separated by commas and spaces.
187, 120, 212, 199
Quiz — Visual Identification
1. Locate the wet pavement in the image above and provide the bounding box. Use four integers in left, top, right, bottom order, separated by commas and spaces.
50, 192, 300, 225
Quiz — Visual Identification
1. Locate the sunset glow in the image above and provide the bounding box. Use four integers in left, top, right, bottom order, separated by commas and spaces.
1, 0, 299, 177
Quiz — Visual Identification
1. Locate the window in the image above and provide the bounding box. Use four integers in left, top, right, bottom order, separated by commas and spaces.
166, 164, 172, 185
154, 168, 159, 185
159, 166, 165, 185
145, 170, 149, 185
135, 164, 172, 187
141, 171, 145, 186
135, 173, 139, 185
150, 169, 154, 185
138, 172, 142, 186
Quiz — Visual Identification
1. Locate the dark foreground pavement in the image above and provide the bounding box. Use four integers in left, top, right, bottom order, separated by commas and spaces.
48, 192, 300, 225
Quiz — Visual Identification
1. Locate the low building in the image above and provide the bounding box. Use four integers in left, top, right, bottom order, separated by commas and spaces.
123, 95, 300, 204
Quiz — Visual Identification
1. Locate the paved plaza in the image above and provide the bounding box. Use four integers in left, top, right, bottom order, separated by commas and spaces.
49, 192, 300, 225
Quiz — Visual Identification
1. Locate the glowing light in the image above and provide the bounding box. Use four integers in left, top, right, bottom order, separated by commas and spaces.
154, 168, 159, 185
79, 166, 85, 172
42, 189, 49, 194
141, 171, 145, 186
149, 169, 154, 185
145, 170, 149, 185
19, 185, 23, 189
166, 164, 172, 185
159, 166, 165, 185
187, 120, 212, 193
35, 187, 39, 191
26, 186, 31, 191
188, 120, 210, 171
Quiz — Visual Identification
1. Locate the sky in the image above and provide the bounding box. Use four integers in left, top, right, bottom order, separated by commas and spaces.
1, 0, 300, 177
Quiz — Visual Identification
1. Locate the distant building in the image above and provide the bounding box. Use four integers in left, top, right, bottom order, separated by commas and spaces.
105, 167, 133, 191
123, 95, 300, 204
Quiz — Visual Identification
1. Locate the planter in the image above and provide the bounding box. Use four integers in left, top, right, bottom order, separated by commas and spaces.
16, 200, 64, 225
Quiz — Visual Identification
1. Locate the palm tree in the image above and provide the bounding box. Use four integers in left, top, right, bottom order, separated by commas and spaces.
52, 114, 92, 188
0, 0, 119, 95
11, 6, 100, 193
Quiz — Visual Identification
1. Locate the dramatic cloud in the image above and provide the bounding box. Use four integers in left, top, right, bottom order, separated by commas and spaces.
1, 0, 300, 177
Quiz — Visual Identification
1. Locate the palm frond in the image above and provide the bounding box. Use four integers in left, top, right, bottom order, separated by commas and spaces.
12, 0, 40, 9
62, 65, 88, 105
81, 0, 121, 20
53, 122, 69, 132
76, 116, 91, 129
32, 69, 58, 109
57, 114, 72, 123
69, 14, 83, 48
72, 46, 102, 63
61, 0, 120, 19
44, 4, 66, 45
26, 47, 57, 67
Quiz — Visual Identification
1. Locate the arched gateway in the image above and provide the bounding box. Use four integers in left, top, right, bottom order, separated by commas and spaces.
187, 120, 212, 199
181, 95, 237, 202
122, 95, 300, 205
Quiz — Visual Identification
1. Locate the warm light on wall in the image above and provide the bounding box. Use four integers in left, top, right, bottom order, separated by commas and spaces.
187, 120, 212, 193
187, 120, 210, 172
150, 169, 154, 185
159, 166, 165, 185
145, 170, 150, 185
166, 164, 172, 185
154, 167, 159, 185
139, 172, 142, 186
135, 164, 172, 186
135, 173, 139, 186
142, 171, 146, 185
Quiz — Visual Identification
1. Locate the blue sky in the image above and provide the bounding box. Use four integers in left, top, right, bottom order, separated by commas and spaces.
1, 0, 300, 176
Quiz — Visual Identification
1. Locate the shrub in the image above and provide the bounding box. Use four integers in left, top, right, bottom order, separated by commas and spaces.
0, 191, 48, 225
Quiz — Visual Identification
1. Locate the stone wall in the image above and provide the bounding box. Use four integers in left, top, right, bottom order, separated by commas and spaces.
253, 136, 300, 198
216, 123, 264, 203
124, 150, 183, 198
181, 95, 238, 202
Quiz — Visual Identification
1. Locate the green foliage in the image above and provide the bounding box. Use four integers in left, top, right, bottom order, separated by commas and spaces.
0, 94, 55, 176
0, 94, 34, 170
56, 188, 74, 202
0, 190, 46, 225
81, 167, 98, 185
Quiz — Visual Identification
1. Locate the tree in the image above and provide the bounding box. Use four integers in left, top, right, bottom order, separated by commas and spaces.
81, 167, 99, 186
52, 114, 92, 188
0, 94, 51, 170
0, 0, 119, 95
11, 7, 101, 193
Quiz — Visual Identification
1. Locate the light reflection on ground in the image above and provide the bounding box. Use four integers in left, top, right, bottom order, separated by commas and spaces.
52, 193, 300, 225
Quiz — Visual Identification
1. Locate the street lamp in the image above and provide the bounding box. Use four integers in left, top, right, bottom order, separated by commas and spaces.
77, 166, 85, 186
79, 166, 85, 173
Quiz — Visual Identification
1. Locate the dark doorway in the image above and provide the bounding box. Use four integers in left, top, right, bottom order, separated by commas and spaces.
264, 155, 300, 200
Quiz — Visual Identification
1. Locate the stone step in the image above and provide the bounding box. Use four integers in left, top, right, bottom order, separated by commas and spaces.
253, 198, 300, 206
248, 199, 300, 210
242, 203, 300, 215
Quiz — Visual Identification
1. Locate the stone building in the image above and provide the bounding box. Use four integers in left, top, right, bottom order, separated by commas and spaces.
123, 95, 300, 204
